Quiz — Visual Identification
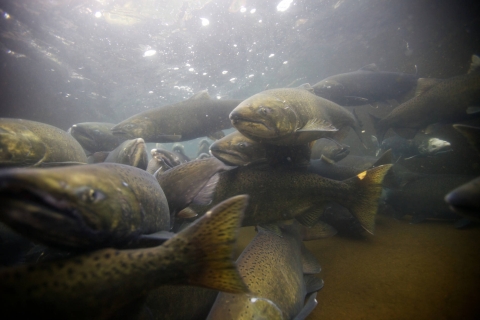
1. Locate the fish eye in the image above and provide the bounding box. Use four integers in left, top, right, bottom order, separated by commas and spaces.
258, 107, 271, 115
238, 143, 246, 149
79, 187, 105, 203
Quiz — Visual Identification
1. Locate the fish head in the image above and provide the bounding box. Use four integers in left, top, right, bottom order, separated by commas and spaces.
0, 125, 46, 167
445, 177, 480, 222
69, 123, 114, 150
0, 165, 141, 249
117, 138, 148, 169
230, 93, 298, 139
424, 138, 452, 155
172, 143, 185, 155
208, 295, 284, 319
210, 131, 266, 166
151, 148, 182, 168
111, 116, 153, 139
68, 124, 98, 151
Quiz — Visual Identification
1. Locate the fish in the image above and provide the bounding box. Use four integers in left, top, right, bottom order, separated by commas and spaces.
146, 148, 174, 175
310, 138, 350, 161
68, 122, 125, 154
111, 91, 242, 142
172, 143, 191, 162
196, 138, 212, 158
0, 118, 88, 167
102, 138, 148, 170
374, 135, 452, 160
444, 176, 480, 222
370, 55, 480, 143
308, 150, 392, 181
0, 163, 170, 250
155, 157, 235, 220
312, 63, 419, 106
207, 220, 326, 320
204, 164, 392, 234
229, 86, 365, 146
0, 195, 249, 320
210, 131, 266, 166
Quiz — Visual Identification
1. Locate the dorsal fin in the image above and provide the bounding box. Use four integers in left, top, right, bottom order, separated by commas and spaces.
296, 83, 315, 93
359, 63, 379, 72
468, 55, 480, 74
188, 90, 211, 101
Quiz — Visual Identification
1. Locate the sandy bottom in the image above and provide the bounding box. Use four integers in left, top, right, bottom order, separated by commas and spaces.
236, 215, 480, 320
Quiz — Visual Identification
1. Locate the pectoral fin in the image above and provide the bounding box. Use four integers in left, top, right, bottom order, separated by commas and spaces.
298, 119, 338, 132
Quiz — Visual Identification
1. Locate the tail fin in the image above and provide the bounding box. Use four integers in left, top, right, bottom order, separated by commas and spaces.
369, 113, 387, 144
342, 165, 392, 234
179, 195, 249, 294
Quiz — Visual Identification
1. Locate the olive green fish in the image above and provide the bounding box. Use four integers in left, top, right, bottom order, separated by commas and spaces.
0, 195, 249, 320
229, 86, 364, 146
111, 91, 242, 142
208, 220, 325, 320
103, 138, 148, 170
210, 131, 266, 166
205, 164, 392, 234
371, 55, 480, 143
0, 118, 87, 167
146, 148, 174, 174
172, 143, 191, 162
310, 138, 350, 162
68, 122, 125, 154
0, 163, 170, 250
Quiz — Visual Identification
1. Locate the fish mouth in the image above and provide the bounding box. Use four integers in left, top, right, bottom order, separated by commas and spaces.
0, 186, 98, 249
210, 148, 246, 166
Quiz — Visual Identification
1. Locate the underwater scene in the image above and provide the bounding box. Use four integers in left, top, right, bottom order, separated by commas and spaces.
0, 0, 479, 319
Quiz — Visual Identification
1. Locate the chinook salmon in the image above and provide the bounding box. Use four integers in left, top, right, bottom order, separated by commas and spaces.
103, 138, 148, 170
111, 91, 242, 142
155, 157, 235, 218
210, 131, 266, 166
229, 86, 365, 146
371, 55, 480, 143
0, 163, 170, 250
204, 164, 392, 234
208, 220, 325, 320
0, 118, 87, 167
68, 122, 125, 154
312, 63, 419, 106
0, 195, 249, 320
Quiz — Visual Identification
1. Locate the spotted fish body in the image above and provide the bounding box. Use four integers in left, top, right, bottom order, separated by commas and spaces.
372, 55, 480, 143
206, 164, 392, 234
0, 163, 170, 250
0, 118, 87, 167
0, 195, 249, 320
208, 221, 323, 320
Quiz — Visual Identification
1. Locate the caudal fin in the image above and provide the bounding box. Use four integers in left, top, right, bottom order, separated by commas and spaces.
342, 165, 393, 234
178, 195, 249, 294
